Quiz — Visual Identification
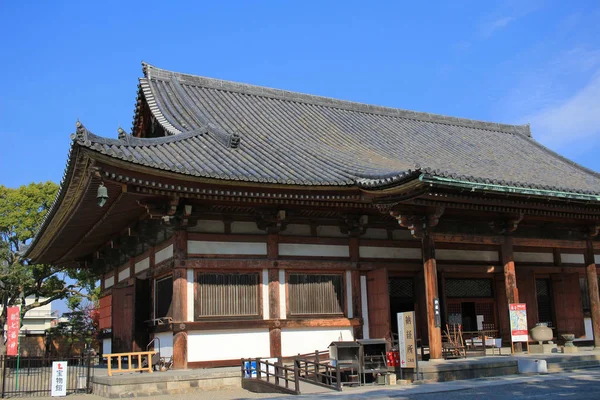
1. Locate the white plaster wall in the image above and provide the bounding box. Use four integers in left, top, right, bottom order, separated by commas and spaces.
362, 228, 388, 240
359, 246, 421, 259
187, 269, 194, 322
262, 269, 269, 320
561, 253, 585, 264
118, 267, 130, 282
514, 252, 554, 263
188, 220, 225, 233
281, 327, 354, 357
279, 243, 349, 257
188, 240, 267, 255
135, 257, 150, 274
316, 226, 346, 238
231, 221, 264, 234
436, 249, 499, 262
279, 270, 286, 319
155, 244, 174, 264
105, 275, 114, 288
188, 329, 271, 362
102, 338, 112, 355
574, 318, 594, 341
280, 224, 311, 236
345, 270, 353, 319
154, 332, 173, 358
596, 255, 600, 264
361, 275, 370, 339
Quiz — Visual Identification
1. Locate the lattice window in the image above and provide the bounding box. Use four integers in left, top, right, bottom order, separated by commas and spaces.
155, 275, 173, 319
289, 274, 344, 315
475, 302, 495, 329
580, 277, 591, 312
389, 278, 414, 299
446, 279, 493, 298
196, 273, 259, 317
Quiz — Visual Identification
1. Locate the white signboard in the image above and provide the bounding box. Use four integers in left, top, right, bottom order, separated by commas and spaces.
51, 361, 68, 397
396, 311, 417, 368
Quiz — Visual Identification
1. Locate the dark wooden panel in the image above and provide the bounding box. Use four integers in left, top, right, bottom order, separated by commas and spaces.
98, 295, 112, 330
367, 268, 390, 340
552, 273, 585, 337
112, 285, 134, 353
516, 269, 538, 329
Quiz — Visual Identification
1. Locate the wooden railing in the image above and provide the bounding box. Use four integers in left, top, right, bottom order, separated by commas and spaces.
241, 358, 300, 395
295, 353, 342, 391
105, 351, 157, 376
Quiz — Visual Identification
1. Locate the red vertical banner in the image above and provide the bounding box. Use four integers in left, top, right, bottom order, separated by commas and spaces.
6, 306, 20, 356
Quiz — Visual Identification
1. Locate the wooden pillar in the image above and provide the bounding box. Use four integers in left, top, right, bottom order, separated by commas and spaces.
422, 234, 442, 359
502, 237, 521, 351
502, 236, 519, 305
172, 232, 188, 322
267, 233, 282, 357
172, 230, 188, 369
173, 332, 187, 370
585, 239, 600, 348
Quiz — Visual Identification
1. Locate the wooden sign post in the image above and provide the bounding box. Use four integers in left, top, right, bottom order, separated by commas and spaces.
397, 311, 419, 380
509, 303, 530, 354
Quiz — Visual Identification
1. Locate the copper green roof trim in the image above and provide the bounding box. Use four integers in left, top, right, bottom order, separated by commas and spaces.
420, 174, 600, 202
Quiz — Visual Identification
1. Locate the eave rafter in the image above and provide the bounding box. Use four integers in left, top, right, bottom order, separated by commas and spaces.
409, 192, 600, 221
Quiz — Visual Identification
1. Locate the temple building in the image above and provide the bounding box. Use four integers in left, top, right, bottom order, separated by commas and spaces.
26, 63, 600, 368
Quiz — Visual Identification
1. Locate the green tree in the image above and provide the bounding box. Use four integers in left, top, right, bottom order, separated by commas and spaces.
0, 182, 99, 355
47, 293, 100, 357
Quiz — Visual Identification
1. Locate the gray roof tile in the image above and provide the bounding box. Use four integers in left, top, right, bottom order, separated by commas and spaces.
75, 63, 600, 195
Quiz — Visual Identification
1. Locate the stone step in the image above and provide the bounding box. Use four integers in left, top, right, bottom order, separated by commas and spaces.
547, 360, 600, 372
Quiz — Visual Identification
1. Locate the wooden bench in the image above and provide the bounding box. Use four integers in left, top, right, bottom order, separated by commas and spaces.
105, 351, 157, 376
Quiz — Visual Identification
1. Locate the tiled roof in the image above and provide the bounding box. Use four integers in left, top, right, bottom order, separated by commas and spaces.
77, 63, 600, 195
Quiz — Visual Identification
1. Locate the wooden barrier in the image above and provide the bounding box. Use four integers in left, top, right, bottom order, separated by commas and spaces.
105, 351, 157, 376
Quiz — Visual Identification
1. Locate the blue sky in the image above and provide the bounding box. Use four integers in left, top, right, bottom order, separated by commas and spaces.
1, 2, 599, 309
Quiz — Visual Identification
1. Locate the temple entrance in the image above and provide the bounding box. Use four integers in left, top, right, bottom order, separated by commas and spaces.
389, 277, 415, 338
444, 278, 497, 332
134, 278, 152, 351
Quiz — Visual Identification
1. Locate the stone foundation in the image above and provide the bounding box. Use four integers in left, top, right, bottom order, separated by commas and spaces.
92, 369, 240, 398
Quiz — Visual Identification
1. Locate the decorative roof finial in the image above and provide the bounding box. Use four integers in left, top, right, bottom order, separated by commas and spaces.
117, 127, 127, 140
70, 120, 89, 142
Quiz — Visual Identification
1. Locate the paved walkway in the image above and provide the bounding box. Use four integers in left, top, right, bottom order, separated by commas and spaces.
13, 367, 600, 400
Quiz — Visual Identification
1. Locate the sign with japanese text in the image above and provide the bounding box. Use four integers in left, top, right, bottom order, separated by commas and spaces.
396, 311, 416, 368
51, 361, 68, 396
509, 303, 528, 342
6, 306, 20, 356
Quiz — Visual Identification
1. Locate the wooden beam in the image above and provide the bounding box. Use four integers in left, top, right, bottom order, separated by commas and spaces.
513, 238, 586, 249
422, 234, 442, 359
432, 233, 503, 246
433, 233, 586, 249
173, 317, 360, 331
584, 239, 600, 348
